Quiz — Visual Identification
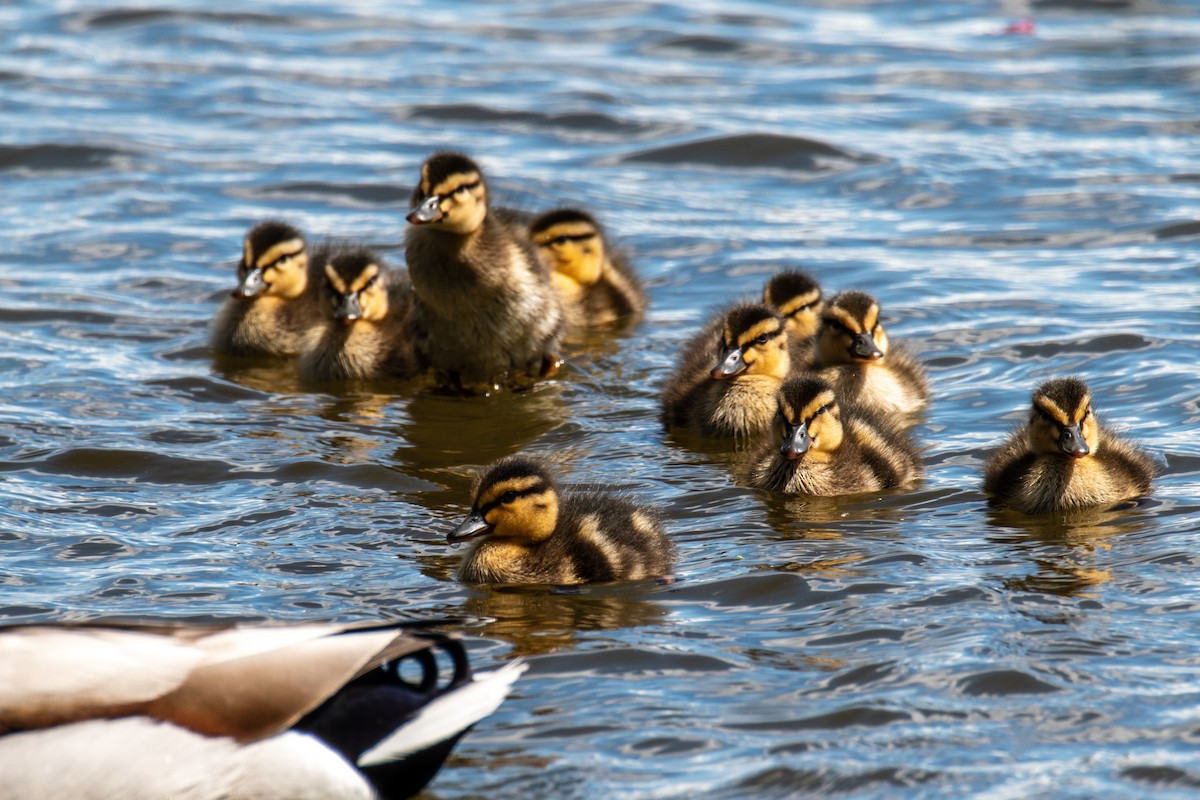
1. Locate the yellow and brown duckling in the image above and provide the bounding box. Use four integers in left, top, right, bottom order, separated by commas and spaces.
660, 303, 790, 439
982, 377, 1156, 515
529, 208, 646, 330
808, 290, 930, 416
297, 248, 423, 382
404, 152, 565, 389
763, 269, 823, 365
210, 220, 322, 358
750, 375, 922, 495
447, 456, 675, 585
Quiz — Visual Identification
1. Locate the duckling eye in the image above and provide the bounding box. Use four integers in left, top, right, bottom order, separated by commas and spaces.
553, 236, 570, 246
754, 334, 770, 346
500, 491, 517, 505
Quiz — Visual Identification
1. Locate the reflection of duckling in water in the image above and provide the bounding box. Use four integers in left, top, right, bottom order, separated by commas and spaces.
983, 377, 1156, 515
660, 303, 790, 439
211, 221, 322, 358
404, 152, 564, 389
447, 456, 675, 585
298, 248, 423, 382
762, 269, 823, 367
750, 375, 922, 495
808, 290, 929, 416
529, 208, 646, 330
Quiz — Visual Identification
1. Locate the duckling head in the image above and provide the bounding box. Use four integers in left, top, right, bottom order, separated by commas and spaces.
318, 249, 390, 325
775, 376, 844, 461
710, 303, 790, 380
406, 151, 488, 235
530, 208, 606, 287
816, 290, 889, 364
448, 456, 560, 546
1027, 377, 1099, 458
233, 221, 308, 300
763, 270, 823, 341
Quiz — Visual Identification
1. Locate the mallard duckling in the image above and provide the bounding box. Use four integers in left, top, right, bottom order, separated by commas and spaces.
749, 375, 922, 495
529, 208, 646, 329
404, 152, 565, 389
297, 248, 423, 382
447, 455, 675, 585
982, 377, 1156, 514
763, 269, 824, 366
211, 220, 323, 358
0, 621, 525, 800
808, 290, 929, 416
660, 303, 790, 438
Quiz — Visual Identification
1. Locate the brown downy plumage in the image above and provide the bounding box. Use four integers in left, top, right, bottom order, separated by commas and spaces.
660, 303, 791, 439
749, 375, 922, 495
404, 152, 564, 390
297, 248, 423, 382
211, 221, 323, 357
529, 208, 646, 330
448, 456, 675, 585
807, 290, 929, 416
762, 269, 824, 368
983, 377, 1156, 514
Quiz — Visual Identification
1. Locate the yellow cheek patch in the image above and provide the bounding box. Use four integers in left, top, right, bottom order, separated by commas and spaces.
255, 238, 305, 269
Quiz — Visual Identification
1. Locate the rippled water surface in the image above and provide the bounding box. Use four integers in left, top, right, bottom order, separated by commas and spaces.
4, 0, 1200, 796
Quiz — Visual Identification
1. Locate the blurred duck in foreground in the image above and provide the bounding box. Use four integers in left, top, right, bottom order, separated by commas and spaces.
529, 208, 646, 330
211, 221, 323, 358
982, 377, 1156, 514
807, 290, 929, 417
448, 455, 675, 585
0, 621, 525, 800
298, 248, 423, 383
405, 152, 564, 390
660, 303, 790, 439
762, 269, 823, 366
750, 375, 922, 495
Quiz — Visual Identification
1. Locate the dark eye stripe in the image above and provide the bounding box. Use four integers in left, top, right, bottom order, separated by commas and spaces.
477, 481, 551, 515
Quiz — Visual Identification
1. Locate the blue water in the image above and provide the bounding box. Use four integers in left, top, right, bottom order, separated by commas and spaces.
3, 1, 1200, 796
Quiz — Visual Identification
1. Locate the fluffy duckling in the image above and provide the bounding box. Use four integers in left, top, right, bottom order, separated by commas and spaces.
982, 377, 1156, 514
763, 269, 824, 365
660, 303, 790, 438
750, 375, 922, 495
211, 220, 322, 357
298, 248, 423, 382
529, 208, 646, 329
404, 152, 565, 389
447, 456, 675, 585
808, 290, 930, 416
0, 621, 525, 800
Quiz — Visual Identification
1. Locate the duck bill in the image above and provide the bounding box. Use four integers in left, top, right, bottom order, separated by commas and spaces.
232, 267, 267, 299
1059, 425, 1090, 458
780, 422, 811, 460
448, 512, 492, 544
334, 293, 362, 325
850, 333, 883, 361
406, 195, 444, 225
710, 346, 747, 379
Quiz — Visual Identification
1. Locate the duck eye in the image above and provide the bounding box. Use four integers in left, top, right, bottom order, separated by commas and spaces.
500, 491, 517, 504
754, 334, 770, 346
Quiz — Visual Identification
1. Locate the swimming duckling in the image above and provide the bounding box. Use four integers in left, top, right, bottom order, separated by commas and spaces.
749, 375, 922, 495
763, 269, 823, 366
0, 621, 525, 800
982, 377, 1156, 514
529, 208, 646, 330
404, 152, 565, 389
297, 248, 423, 382
808, 290, 929, 416
660, 303, 790, 439
447, 455, 675, 585
211, 220, 322, 358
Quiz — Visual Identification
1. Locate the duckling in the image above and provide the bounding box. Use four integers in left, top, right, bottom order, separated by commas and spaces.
660, 303, 790, 438
763, 269, 823, 366
982, 377, 1156, 514
447, 455, 675, 585
297, 248, 423, 382
404, 152, 565, 389
808, 290, 929, 416
529, 208, 646, 329
211, 220, 323, 358
0, 621, 525, 800
749, 375, 922, 495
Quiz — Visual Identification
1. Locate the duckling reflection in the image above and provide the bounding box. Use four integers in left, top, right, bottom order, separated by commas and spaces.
982, 377, 1156, 515
762, 269, 823, 367
808, 290, 929, 416
211, 220, 323, 358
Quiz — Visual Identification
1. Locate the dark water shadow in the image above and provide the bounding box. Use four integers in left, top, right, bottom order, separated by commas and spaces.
619, 133, 883, 174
